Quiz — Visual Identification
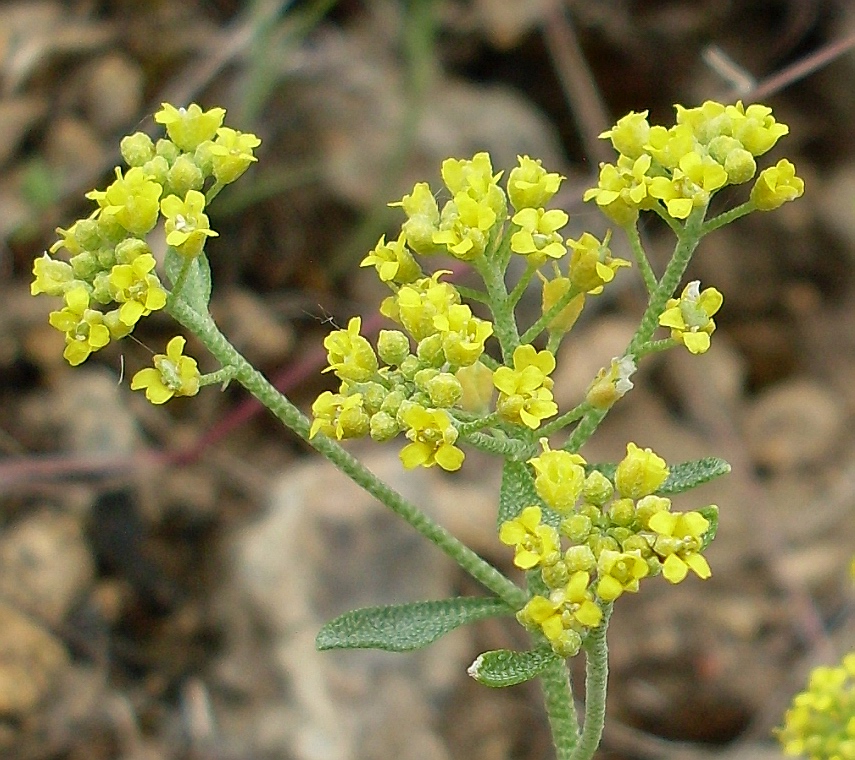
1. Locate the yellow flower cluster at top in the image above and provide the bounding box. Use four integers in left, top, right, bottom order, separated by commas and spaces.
585, 100, 804, 223
778, 653, 855, 760
30, 104, 260, 397
500, 441, 715, 657
310, 152, 633, 472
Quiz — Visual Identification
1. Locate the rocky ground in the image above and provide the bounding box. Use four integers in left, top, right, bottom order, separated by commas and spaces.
2, 1, 855, 759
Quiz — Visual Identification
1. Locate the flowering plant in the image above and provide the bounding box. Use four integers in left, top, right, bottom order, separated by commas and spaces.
32, 101, 808, 759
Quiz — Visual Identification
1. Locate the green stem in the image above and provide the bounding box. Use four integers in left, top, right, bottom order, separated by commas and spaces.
169, 256, 193, 302
461, 430, 529, 459
700, 200, 755, 235
507, 261, 538, 309
563, 207, 706, 453
622, 223, 657, 294
168, 299, 528, 610
199, 366, 236, 387
520, 283, 583, 345
475, 243, 520, 362
541, 658, 579, 759
455, 284, 490, 305
539, 402, 591, 437
634, 338, 678, 358
570, 605, 612, 760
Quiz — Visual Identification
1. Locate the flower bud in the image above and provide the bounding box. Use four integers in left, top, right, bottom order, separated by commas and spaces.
167, 154, 205, 197
564, 544, 596, 572
377, 330, 411, 366
507, 155, 563, 210
417, 333, 445, 367
424, 372, 463, 408
114, 237, 152, 264
583, 471, 614, 506
614, 443, 669, 499
455, 361, 494, 414
750, 159, 804, 210
560, 514, 592, 543
608, 497, 635, 527
120, 132, 155, 167
156, 138, 180, 164
369, 411, 400, 442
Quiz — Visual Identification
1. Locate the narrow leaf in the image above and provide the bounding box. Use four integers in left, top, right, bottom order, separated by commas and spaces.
165, 248, 212, 314
316, 597, 512, 652
468, 647, 558, 687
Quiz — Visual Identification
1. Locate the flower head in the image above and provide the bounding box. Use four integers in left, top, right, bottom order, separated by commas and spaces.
130, 336, 201, 404
31, 254, 75, 296
398, 404, 464, 471
778, 653, 855, 760
323, 317, 379, 382
614, 443, 669, 499
161, 190, 218, 258
648, 509, 712, 583
309, 390, 371, 440
510, 207, 569, 264
207, 127, 262, 184
86, 167, 163, 236
596, 549, 649, 601
507, 155, 563, 210
48, 285, 111, 365
567, 231, 629, 295
361, 232, 422, 284
658, 280, 723, 354
154, 103, 226, 152
107, 253, 168, 327
493, 344, 558, 429
750, 159, 804, 211
499, 505, 560, 570
528, 440, 587, 514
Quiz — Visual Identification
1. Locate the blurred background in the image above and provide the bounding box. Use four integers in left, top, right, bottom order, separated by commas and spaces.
2, 1, 855, 758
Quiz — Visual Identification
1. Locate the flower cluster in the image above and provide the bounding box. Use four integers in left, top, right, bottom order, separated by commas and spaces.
31, 103, 260, 369
585, 101, 804, 223
312, 153, 631, 471
778, 653, 855, 760
500, 441, 715, 657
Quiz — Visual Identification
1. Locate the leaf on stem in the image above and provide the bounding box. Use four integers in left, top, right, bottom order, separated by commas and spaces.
468, 647, 558, 687
165, 248, 212, 314
316, 597, 513, 652
499, 459, 560, 528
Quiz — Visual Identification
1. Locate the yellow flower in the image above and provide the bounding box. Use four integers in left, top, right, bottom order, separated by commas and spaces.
130, 336, 201, 404
507, 155, 563, 210
567, 232, 629, 295
614, 442, 669, 499
208, 127, 262, 184
648, 151, 727, 220
86, 167, 163, 236
648, 510, 711, 583
360, 232, 422, 284
398, 405, 464, 471
432, 193, 496, 260
520, 571, 603, 657
599, 110, 650, 160
381, 272, 460, 342
309, 391, 370, 440
432, 303, 494, 367
47, 286, 111, 366
154, 103, 226, 152
583, 154, 652, 225
31, 254, 74, 297
389, 182, 442, 255
493, 344, 558, 429
160, 190, 218, 258
107, 254, 168, 327
528, 440, 587, 514
596, 549, 649, 601
750, 159, 804, 211
658, 280, 723, 354
778, 653, 855, 760
322, 317, 378, 382
499, 505, 560, 570
510, 207, 569, 264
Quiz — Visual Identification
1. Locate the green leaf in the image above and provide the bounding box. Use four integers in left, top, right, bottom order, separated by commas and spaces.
587, 456, 731, 495
165, 247, 212, 314
316, 597, 512, 652
498, 460, 559, 528
661, 457, 731, 494
468, 647, 558, 687
698, 504, 719, 550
